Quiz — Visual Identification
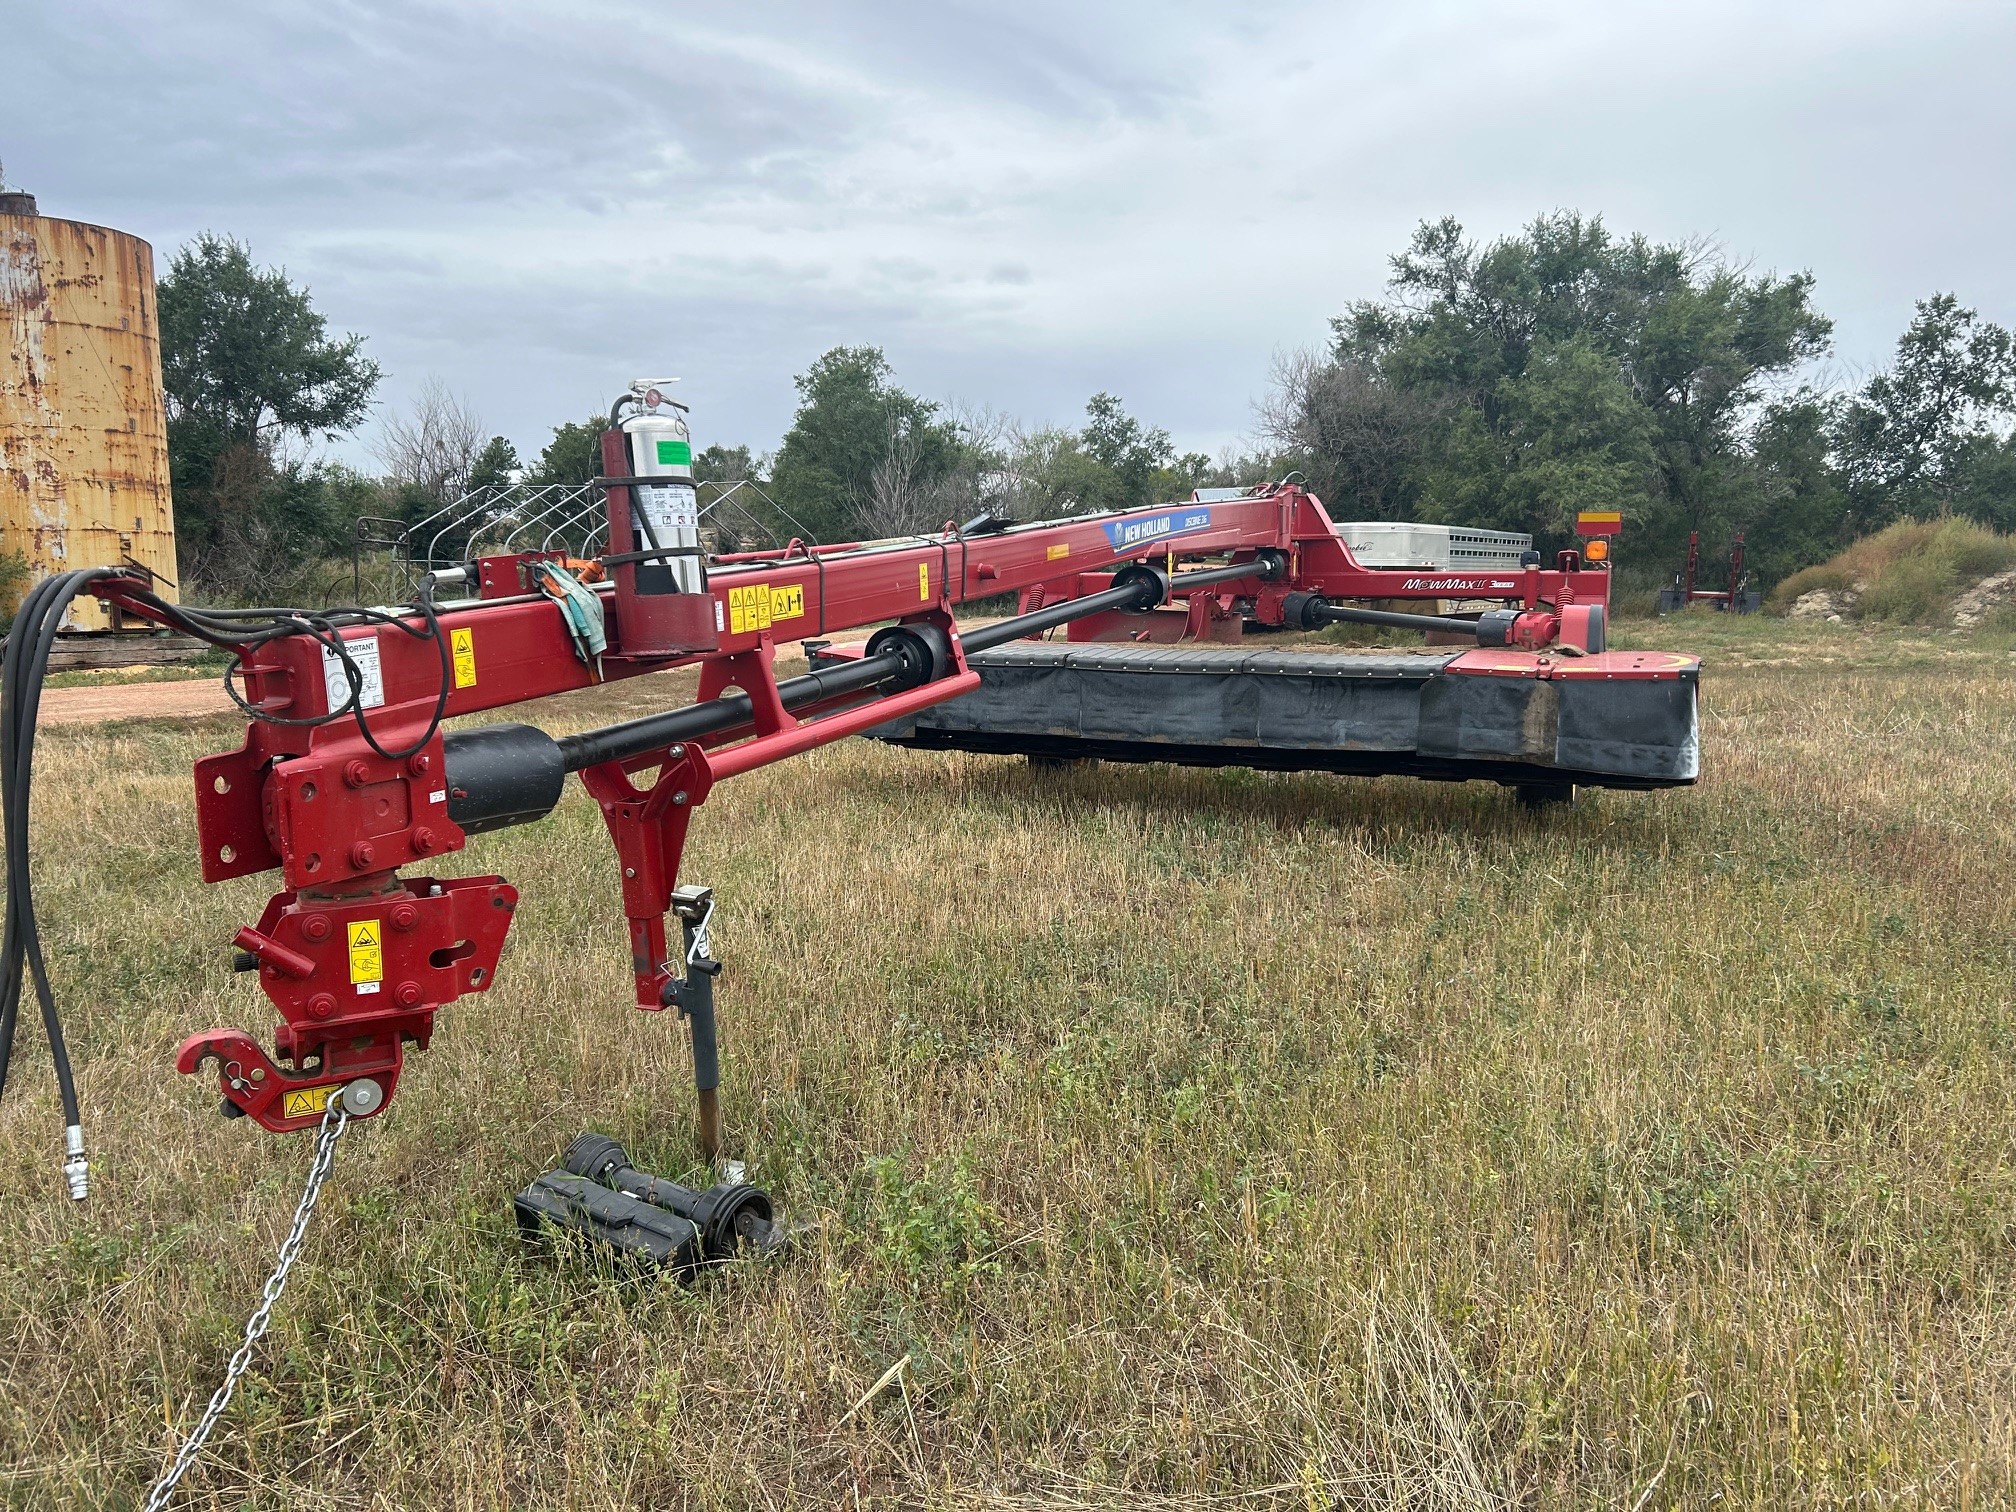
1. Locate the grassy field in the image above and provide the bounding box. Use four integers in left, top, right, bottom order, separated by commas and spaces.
3, 613, 2015, 1508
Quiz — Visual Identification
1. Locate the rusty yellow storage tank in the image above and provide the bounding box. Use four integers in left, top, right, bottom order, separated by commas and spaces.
0, 189, 178, 630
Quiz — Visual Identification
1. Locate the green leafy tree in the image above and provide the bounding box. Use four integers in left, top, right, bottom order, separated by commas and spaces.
1078, 392, 1176, 511
694, 443, 756, 486
529, 416, 610, 487
1834, 294, 2016, 529
1736, 394, 1850, 583
156, 234, 381, 593
1323, 212, 1831, 557
770, 347, 960, 540
467, 436, 520, 494
1002, 395, 1206, 518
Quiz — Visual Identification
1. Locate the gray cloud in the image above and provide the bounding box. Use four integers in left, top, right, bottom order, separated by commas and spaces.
7, 0, 2013, 467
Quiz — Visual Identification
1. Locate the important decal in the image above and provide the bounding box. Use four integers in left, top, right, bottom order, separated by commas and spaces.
450, 626, 477, 688
727, 583, 806, 635
1046, 543, 1070, 560
320, 633, 385, 712
281, 1085, 334, 1120
347, 918, 383, 990
1101, 507, 1212, 552
918, 562, 931, 601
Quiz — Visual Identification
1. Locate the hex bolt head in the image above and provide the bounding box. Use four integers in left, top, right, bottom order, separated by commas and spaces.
389, 902, 419, 931
343, 759, 371, 789
395, 981, 422, 1008
308, 993, 337, 1019
337, 1077, 384, 1116
350, 841, 377, 870
301, 913, 332, 943
408, 751, 433, 776
411, 826, 437, 855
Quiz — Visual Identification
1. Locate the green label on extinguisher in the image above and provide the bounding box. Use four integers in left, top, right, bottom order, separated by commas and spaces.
655, 439, 693, 466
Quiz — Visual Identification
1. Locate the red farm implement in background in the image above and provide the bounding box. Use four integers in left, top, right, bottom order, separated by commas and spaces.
1658, 529, 1762, 614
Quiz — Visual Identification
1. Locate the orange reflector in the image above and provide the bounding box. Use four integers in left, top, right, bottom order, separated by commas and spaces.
1584, 538, 1609, 562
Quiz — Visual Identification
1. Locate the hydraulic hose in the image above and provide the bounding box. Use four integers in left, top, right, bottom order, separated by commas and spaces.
0, 567, 127, 1199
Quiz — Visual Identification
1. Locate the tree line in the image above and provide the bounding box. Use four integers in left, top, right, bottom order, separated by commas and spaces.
1262, 213, 2016, 586
156, 215, 2016, 603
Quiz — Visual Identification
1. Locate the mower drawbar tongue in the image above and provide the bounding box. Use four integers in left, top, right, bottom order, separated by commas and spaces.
513, 1132, 784, 1273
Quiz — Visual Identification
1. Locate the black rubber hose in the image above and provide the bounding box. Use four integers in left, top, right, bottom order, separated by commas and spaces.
0, 569, 116, 1177
0, 572, 65, 1104
12, 573, 105, 1122
0, 572, 70, 1106
17, 578, 88, 1128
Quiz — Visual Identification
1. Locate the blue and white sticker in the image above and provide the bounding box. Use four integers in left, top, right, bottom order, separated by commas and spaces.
1102, 507, 1213, 552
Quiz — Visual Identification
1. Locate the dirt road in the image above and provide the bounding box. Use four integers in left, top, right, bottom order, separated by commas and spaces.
38, 678, 233, 726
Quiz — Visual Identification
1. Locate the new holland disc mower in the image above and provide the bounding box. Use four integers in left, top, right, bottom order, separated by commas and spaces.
0, 383, 1699, 1502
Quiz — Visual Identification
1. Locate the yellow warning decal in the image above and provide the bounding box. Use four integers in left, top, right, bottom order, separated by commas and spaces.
726, 584, 804, 635
450, 627, 477, 688
347, 919, 383, 985
728, 584, 768, 635
281, 1084, 334, 1120
918, 562, 931, 601
728, 584, 765, 635
1046, 543, 1070, 561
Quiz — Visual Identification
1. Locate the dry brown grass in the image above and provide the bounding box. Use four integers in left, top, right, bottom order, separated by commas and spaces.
3, 616, 2015, 1508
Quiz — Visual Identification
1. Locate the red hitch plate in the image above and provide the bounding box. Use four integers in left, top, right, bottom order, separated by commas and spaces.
183, 874, 516, 1131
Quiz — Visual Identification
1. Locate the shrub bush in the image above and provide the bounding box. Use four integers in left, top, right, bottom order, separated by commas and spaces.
1767, 517, 2016, 623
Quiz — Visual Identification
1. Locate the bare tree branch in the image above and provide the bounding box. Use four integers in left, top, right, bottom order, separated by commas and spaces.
374, 377, 487, 503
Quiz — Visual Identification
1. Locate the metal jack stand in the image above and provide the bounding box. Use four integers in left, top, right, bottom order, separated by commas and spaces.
661, 884, 727, 1171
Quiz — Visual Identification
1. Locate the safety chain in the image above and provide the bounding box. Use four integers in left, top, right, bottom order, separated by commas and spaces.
143, 1098, 351, 1511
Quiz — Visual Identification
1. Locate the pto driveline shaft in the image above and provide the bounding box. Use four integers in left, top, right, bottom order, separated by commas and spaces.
446, 556, 1281, 830
1309, 604, 1489, 636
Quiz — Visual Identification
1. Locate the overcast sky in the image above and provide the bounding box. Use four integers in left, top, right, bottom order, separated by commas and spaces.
9, 0, 2014, 468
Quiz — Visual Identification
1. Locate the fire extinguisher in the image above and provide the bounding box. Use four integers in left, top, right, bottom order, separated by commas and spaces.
603, 380, 717, 658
